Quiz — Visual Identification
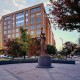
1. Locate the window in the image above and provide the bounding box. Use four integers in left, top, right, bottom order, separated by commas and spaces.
26, 16, 28, 19
8, 30, 11, 34
4, 16, 10, 20
8, 25, 12, 29
36, 6, 41, 11
31, 14, 34, 18
37, 30, 41, 34
26, 11, 28, 16
26, 21, 28, 24
4, 26, 7, 30
36, 13, 41, 16
16, 17, 24, 22
8, 21, 11, 24
30, 19, 35, 24
16, 33, 19, 37
8, 35, 11, 38
4, 31, 7, 34
26, 18, 28, 21
30, 31, 34, 35
4, 22, 7, 25
36, 24, 41, 29
30, 6, 41, 13
16, 22, 24, 27
36, 17, 41, 22
16, 12, 24, 17
4, 34, 7, 38
30, 26, 35, 30
12, 15, 14, 19
12, 23, 15, 28
16, 28, 19, 32
31, 8, 36, 13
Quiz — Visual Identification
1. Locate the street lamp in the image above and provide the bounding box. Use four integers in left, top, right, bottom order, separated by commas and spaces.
60, 37, 63, 50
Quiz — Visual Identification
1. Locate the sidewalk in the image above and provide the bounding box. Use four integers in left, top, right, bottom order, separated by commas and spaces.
0, 62, 80, 80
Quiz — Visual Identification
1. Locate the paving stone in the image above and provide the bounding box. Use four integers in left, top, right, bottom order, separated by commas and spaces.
0, 61, 80, 80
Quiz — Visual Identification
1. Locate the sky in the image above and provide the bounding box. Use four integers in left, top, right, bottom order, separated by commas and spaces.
0, 0, 79, 50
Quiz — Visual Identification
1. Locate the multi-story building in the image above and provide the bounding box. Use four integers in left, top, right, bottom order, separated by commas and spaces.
0, 19, 2, 49
0, 3, 55, 48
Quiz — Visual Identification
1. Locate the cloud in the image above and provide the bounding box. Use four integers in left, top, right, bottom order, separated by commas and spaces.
0, 10, 11, 18
12, 0, 28, 10
0, 0, 50, 19
0, 0, 29, 18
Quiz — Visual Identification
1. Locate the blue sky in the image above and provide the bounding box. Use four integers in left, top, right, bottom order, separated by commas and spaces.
0, 0, 79, 50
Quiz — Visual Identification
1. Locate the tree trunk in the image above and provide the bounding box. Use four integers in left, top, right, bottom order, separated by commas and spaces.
12, 56, 14, 60
24, 56, 26, 59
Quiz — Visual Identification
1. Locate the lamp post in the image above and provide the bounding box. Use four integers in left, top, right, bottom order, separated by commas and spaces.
60, 37, 63, 50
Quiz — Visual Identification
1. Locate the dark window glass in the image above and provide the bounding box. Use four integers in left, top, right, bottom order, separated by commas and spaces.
26, 11, 28, 16
4, 31, 7, 34
4, 22, 7, 25
36, 17, 41, 22
8, 35, 11, 38
16, 22, 24, 27
26, 21, 28, 25
31, 14, 34, 18
36, 13, 41, 16
8, 30, 11, 34
16, 12, 24, 17
8, 25, 12, 29
30, 6, 41, 13
16, 29, 19, 32
37, 30, 41, 34
30, 19, 35, 24
30, 26, 35, 30
4, 34, 7, 38
16, 17, 24, 22
16, 33, 19, 37
8, 21, 11, 24
4, 16, 10, 20
30, 31, 34, 35
4, 26, 7, 30
36, 24, 41, 28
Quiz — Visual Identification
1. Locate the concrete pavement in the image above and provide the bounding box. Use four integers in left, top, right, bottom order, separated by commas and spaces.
0, 61, 80, 80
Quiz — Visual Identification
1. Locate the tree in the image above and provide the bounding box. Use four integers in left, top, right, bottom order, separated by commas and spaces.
61, 41, 77, 59
49, 0, 80, 32
46, 44, 57, 55
5, 39, 20, 60
74, 47, 80, 55
20, 27, 28, 42
28, 37, 41, 57
19, 27, 29, 59
0, 49, 6, 55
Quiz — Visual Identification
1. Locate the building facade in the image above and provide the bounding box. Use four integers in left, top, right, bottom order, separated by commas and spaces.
0, 20, 2, 49
0, 3, 55, 49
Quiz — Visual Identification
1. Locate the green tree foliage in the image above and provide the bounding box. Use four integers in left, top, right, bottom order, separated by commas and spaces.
20, 27, 28, 42
5, 27, 32, 59
61, 41, 77, 58
0, 49, 5, 55
49, 0, 80, 31
46, 44, 57, 55
74, 47, 80, 55
19, 27, 30, 59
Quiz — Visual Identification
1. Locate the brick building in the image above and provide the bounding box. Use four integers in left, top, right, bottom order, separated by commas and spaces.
0, 3, 55, 49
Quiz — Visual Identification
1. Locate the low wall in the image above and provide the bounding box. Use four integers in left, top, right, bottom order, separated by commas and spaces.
0, 59, 75, 65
